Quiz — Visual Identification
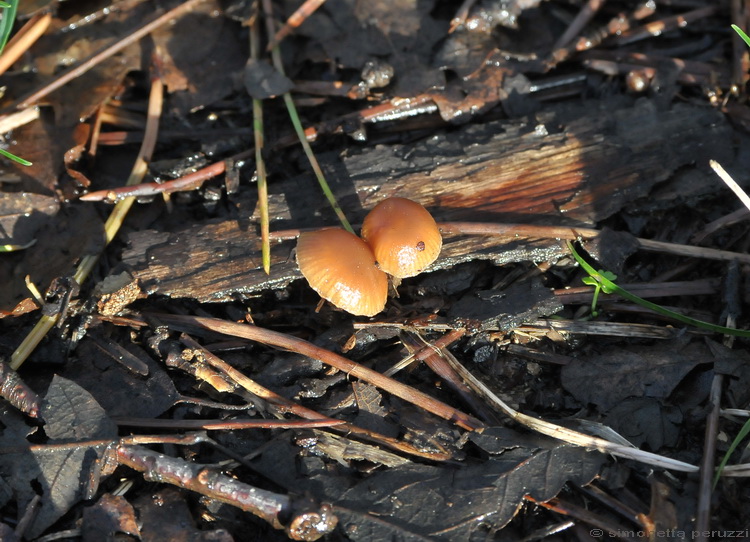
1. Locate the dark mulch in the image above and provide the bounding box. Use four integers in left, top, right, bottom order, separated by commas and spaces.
1, 1, 750, 540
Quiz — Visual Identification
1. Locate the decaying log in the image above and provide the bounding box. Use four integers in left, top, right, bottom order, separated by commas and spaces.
121, 223, 571, 303
119, 97, 732, 303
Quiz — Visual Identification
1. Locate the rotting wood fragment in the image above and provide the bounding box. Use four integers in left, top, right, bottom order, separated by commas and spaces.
94, 271, 141, 316
118, 97, 732, 303
120, 223, 568, 303
331, 98, 731, 225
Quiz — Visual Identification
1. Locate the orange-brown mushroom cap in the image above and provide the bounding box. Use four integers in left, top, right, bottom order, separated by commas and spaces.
296, 228, 388, 317
361, 197, 442, 278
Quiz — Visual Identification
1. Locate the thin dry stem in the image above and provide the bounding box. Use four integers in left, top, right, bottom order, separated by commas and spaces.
552, 0, 604, 51
15, 0, 205, 109
75, 77, 163, 281
611, 6, 717, 47
179, 334, 459, 460
266, 0, 326, 51
449, 0, 477, 32
400, 330, 502, 425
525, 496, 633, 538
162, 316, 484, 432
87, 102, 106, 158
384, 328, 465, 376
441, 221, 750, 264
250, 12, 271, 274
433, 340, 699, 472
694, 375, 723, 540
710, 159, 750, 214
80, 160, 228, 201
0, 11, 51, 77
112, 417, 344, 431
0, 107, 39, 133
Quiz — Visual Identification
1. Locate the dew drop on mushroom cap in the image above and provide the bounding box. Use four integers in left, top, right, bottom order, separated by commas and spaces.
360, 197, 442, 278
296, 228, 388, 317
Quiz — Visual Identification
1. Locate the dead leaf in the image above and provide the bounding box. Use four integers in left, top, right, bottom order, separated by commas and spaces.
604, 397, 683, 450
561, 338, 706, 411
60, 337, 178, 418
82, 494, 140, 542
151, 0, 246, 113
0, 192, 59, 247
334, 443, 603, 539
0, 379, 113, 539
1, 113, 66, 195
42, 375, 118, 441
0, 202, 104, 312
244, 59, 294, 99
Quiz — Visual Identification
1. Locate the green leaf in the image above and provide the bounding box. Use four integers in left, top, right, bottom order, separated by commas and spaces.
599, 283, 616, 295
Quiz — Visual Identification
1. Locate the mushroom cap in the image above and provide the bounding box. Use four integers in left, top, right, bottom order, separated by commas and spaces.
361, 197, 442, 278
296, 228, 388, 317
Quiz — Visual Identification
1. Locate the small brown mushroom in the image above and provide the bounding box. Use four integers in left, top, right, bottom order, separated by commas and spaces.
361, 197, 442, 278
296, 228, 388, 316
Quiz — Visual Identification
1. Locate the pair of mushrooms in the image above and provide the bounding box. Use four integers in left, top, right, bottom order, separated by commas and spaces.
296, 197, 442, 316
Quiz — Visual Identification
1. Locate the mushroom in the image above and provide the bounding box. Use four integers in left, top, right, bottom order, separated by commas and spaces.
361, 197, 442, 278
296, 228, 388, 316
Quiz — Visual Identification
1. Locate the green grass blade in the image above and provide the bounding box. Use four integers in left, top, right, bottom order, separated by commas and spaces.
0, 147, 31, 166
0, 1, 31, 167
280, 93, 355, 234
732, 25, 750, 49
262, 0, 354, 235
567, 241, 750, 337
0, 0, 18, 53
713, 417, 750, 488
